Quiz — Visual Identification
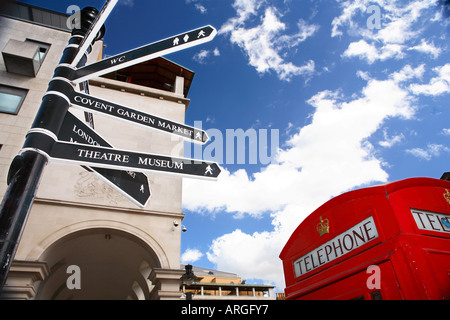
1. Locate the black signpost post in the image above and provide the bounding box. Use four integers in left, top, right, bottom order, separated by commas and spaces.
0, 1, 219, 294
0, 6, 108, 292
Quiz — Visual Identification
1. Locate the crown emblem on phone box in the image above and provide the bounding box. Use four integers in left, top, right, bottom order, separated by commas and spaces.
316, 216, 330, 237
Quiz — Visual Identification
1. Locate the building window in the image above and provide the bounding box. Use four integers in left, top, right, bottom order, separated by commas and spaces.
0, 85, 28, 114
2, 38, 50, 77
25, 39, 50, 64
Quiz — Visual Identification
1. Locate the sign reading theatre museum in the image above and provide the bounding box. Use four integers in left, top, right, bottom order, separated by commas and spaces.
48, 141, 220, 179
293, 216, 379, 278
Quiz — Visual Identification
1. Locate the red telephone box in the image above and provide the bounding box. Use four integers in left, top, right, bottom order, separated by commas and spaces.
280, 177, 450, 300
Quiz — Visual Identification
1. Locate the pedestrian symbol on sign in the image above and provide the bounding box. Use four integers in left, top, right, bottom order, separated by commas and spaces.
205, 165, 213, 175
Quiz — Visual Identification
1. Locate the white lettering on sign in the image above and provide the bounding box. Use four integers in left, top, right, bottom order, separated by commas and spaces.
411, 209, 450, 234
71, 124, 101, 146
73, 95, 115, 113
110, 55, 126, 65
158, 120, 194, 137
77, 149, 130, 163
293, 216, 379, 278
138, 157, 184, 170
117, 108, 155, 125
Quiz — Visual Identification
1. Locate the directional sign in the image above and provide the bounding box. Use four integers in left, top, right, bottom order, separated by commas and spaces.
67, 88, 208, 144
70, 25, 217, 83
48, 141, 221, 179
70, 0, 118, 67
59, 111, 151, 207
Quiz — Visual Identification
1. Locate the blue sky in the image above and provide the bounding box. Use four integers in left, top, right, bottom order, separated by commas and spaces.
20, 0, 450, 290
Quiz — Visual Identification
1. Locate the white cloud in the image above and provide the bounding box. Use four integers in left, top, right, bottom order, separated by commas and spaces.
378, 129, 405, 148
408, 39, 442, 58
391, 64, 425, 83
331, 0, 368, 38
195, 4, 207, 14
207, 229, 285, 285
183, 68, 417, 289
335, 0, 442, 63
193, 50, 210, 64
343, 39, 404, 63
374, 9, 415, 44
333, 0, 438, 41
118, 0, 134, 7
406, 143, 450, 160
442, 128, 450, 136
193, 48, 221, 64
220, 2, 318, 81
220, 0, 262, 32
409, 63, 450, 96
181, 248, 204, 264
186, 0, 207, 14
356, 70, 371, 80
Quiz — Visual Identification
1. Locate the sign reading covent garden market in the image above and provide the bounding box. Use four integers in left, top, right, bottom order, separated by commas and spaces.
68, 88, 209, 144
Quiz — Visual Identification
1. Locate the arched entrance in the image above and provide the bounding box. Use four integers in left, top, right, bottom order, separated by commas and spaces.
35, 228, 161, 300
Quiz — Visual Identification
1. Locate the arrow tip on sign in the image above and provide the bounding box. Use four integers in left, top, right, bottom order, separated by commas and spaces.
192, 129, 209, 145
194, 25, 217, 41
201, 131, 209, 144
204, 25, 217, 41
202, 131, 209, 144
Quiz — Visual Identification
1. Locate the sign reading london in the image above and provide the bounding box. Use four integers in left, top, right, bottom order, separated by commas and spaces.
69, 25, 217, 83
67, 89, 208, 144
58, 111, 151, 207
